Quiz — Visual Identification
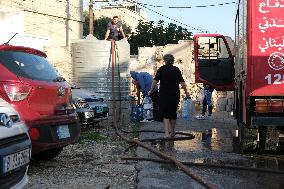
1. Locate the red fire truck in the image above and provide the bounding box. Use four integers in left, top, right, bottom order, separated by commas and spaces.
194, 0, 284, 152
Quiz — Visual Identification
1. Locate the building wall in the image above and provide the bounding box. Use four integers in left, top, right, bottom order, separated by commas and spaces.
0, 0, 84, 81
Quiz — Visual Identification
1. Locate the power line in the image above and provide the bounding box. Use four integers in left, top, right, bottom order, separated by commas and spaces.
136, 1, 236, 9
100, 5, 147, 21
14, 0, 83, 19
23, 9, 84, 23
92, 0, 210, 33
12, 1, 84, 23
11, 1, 83, 38
93, 1, 236, 8
55, 0, 84, 9
125, 0, 209, 33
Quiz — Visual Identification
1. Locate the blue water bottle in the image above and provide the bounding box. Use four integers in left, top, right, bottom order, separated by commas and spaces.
182, 97, 191, 120
137, 104, 144, 121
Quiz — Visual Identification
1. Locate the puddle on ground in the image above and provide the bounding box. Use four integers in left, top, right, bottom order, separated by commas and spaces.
144, 126, 284, 188
174, 128, 236, 153
171, 128, 284, 172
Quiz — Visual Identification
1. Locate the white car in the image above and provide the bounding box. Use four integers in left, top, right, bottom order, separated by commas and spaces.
0, 98, 31, 189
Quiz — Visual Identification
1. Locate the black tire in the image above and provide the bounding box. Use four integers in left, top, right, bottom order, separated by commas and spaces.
258, 127, 279, 153
32, 147, 64, 161
238, 124, 258, 153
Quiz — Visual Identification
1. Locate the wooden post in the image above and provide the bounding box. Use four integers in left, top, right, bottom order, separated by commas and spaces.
89, 0, 94, 35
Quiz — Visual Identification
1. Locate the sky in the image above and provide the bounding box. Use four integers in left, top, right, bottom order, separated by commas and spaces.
135, 0, 236, 37
85, 0, 236, 37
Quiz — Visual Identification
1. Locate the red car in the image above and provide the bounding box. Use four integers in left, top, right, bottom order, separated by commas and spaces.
0, 45, 80, 160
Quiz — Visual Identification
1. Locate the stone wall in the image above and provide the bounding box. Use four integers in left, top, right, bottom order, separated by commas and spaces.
130, 40, 235, 115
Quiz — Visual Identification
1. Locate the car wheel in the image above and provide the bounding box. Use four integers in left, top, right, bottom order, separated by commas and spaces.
32, 147, 64, 161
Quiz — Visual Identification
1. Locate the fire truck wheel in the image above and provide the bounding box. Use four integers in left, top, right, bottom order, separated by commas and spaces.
258, 127, 279, 152
239, 124, 258, 153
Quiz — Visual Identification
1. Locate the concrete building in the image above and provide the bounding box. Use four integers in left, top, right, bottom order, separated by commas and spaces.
0, 0, 84, 81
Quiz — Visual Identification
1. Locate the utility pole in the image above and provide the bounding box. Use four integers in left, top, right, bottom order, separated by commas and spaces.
89, 0, 94, 35
66, 0, 70, 46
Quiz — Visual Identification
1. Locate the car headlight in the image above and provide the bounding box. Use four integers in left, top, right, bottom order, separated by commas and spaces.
9, 114, 20, 123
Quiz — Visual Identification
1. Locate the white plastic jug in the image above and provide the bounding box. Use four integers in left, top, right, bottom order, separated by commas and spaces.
143, 96, 153, 120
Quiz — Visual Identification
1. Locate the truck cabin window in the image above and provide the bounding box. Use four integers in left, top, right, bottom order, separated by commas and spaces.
198, 37, 229, 59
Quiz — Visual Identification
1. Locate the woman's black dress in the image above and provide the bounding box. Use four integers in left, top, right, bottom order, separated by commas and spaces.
154, 64, 184, 120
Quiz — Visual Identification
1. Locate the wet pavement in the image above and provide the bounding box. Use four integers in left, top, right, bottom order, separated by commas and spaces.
136, 112, 284, 189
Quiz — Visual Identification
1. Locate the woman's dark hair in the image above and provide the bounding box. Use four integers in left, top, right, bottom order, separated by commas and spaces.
163, 54, 175, 65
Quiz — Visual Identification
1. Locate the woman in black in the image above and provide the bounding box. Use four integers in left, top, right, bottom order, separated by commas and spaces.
148, 54, 190, 138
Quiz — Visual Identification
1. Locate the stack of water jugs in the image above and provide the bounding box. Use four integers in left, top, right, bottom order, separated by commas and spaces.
131, 96, 153, 122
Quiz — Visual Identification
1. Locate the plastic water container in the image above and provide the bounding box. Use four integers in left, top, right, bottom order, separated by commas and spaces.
137, 104, 144, 121
131, 104, 144, 122
143, 96, 153, 120
182, 97, 191, 120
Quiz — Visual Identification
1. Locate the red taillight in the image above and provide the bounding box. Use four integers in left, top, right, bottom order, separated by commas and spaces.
255, 99, 284, 113
3, 83, 32, 101
255, 100, 269, 113
270, 100, 284, 112
29, 128, 40, 141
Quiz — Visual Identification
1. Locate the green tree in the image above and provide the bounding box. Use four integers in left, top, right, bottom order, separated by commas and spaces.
165, 23, 178, 44
176, 26, 192, 41
129, 20, 192, 55
83, 11, 90, 37
128, 20, 154, 54
152, 20, 166, 46
94, 17, 112, 40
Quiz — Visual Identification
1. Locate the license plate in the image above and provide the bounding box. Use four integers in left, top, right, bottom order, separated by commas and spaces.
95, 106, 104, 113
57, 125, 70, 139
3, 148, 30, 173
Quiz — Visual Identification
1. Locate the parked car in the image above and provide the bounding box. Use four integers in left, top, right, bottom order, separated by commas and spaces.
72, 98, 95, 127
0, 45, 81, 160
71, 87, 109, 124
0, 98, 31, 189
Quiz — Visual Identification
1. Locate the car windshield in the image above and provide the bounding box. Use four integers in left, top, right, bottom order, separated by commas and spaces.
0, 51, 61, 82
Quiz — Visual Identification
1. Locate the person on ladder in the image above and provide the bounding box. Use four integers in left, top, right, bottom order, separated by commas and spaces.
104, 16, 126, 41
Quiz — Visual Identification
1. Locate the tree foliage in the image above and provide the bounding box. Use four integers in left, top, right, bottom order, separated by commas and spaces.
128, 20, 192, 54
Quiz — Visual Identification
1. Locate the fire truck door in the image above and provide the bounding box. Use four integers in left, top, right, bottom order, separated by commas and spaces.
194, 34, 235, 91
